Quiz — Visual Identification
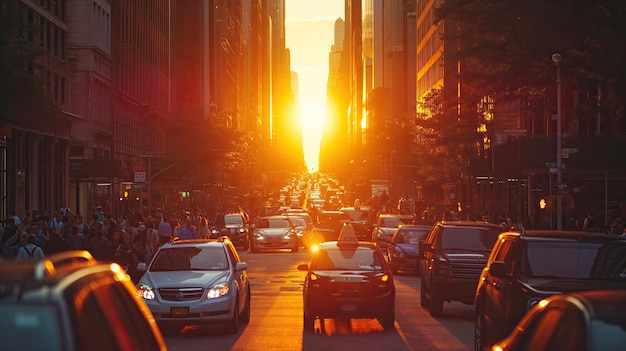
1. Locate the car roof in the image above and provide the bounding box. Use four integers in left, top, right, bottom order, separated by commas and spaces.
501, 230, 626, 242
161, 238, 231, 248
397, 224, 432, 230
437, 220, 504, 229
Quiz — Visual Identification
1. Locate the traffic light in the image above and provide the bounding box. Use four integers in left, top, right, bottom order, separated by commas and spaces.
181, 191, 190, 198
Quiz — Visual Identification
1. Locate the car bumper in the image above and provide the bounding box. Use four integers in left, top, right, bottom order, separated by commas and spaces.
145, 295, 236, 326
432, 277, 479, 304
251, 237, 297, 250
304, 289, 394, 318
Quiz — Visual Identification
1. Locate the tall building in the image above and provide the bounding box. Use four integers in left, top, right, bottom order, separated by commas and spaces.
2, 0, 77, 219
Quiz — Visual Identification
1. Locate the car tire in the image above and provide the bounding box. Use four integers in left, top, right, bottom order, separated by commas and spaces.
378, 309, 395, 330
420, 280, 430, 308
429, 289, 444, 317
474, 308, 486, 351
224, 296, 240, 334
240, 287, 251, 323
303, 311, 315, 331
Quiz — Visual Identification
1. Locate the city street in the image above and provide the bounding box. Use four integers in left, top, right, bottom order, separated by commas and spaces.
164, 249, 474, 351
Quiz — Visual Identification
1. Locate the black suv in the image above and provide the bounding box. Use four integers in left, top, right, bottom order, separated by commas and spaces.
474, 230, 626, 351
418, 221, 504, 316
0, 250, 166, 351
211, 212, 250, 250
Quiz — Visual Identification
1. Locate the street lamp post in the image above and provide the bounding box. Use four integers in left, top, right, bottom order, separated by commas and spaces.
552, 53, 563, 230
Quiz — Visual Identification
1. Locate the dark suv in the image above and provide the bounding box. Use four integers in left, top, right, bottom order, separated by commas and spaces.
418, 221, 504, 316
474, 230, 626, 351
0, 251, 166, 351
211, 212, 250, 250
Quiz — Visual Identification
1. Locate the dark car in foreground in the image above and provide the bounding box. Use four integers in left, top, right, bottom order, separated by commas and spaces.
298, 224, 396, 331
419, 221, 505, 316
387, 224, 432, 274
137, 237, 251, 335
474, 230, 626, 351
0, 251, 166, 351
491, 290, 626, 351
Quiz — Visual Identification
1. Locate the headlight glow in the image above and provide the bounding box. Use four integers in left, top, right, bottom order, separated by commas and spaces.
207, 283, 230, 299
137, 284, 155, 300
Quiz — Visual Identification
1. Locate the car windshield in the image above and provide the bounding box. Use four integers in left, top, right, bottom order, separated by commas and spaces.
396, 228, 429, 244
312, 247, 384, 271
440, 226, 502, 252
150, 247, 229, 271
224, 215, 244, 226
381, 217, 412, 227
342, 209, 370, 221
0, 305, 63, 351
288, 216, 306, 226
520, 241, 626, 280
256, 217, 291, 229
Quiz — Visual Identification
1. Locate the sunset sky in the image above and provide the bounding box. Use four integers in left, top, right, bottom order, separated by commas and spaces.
285, 1, 344, 172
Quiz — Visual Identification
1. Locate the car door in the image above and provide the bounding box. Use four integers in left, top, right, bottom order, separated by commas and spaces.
482, 239, 518, 342
421, 225, 441, 289
226, 243, 248, 314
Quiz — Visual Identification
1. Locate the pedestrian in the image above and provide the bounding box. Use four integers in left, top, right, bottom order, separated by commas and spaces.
109, 229, 132, 269
157, 215, 173, 246
86, 227, 110, 261
44, 231, 71, 255
49, 212, 65, 236
177, 216, 198, 240
68, 225, 84, 250
16, 234, 45, 261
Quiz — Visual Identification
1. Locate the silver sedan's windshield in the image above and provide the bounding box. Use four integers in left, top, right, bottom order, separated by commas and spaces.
150, 247, 229, 271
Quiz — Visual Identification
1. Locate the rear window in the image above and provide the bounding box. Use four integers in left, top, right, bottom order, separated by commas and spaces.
224, 215, 244, 226
440, 226, 502, 252
0, 305, 64, 351
256, 217, 291, 229
312, 246, 384, 271
151, 246, 229, 271
521, 241, 626, 280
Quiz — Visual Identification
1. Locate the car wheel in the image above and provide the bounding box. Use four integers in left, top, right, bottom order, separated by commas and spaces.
474, 309, 486, 351
429, 289, 444, 317
303, 311, 315, 331
378, 309, 395, 330
159, 325, 182, 336
224, 296, 240, 334
240, 287, 251, 323
420, 280, 430, 308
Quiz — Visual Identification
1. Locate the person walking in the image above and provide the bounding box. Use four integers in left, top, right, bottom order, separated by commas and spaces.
177, 216, 198, 240
157, 215, 173, 246
16, 234, 45, 261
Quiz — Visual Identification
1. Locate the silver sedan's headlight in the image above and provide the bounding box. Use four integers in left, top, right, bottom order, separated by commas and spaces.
137, 283, 156, 300
207, 283, 230, 299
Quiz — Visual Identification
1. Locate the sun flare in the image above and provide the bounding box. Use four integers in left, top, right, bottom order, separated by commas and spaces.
301, 103, 325, 172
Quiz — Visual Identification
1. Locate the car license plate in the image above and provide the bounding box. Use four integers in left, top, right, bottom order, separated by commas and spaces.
170, 307, 189, 317
341, 303, 356, 312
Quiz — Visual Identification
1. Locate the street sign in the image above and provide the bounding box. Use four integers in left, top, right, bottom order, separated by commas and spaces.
133, 162, 147, 183
545, 162, 557, 168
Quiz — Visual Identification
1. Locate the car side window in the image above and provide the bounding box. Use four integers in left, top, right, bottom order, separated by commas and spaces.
492, 239, 518, 276
225, 243, 240, 265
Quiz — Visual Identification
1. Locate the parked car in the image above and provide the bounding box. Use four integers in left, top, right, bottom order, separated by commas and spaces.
372, 214, 415, 249
211, 212, 250, 250
250, 215, 299, 253
474, 230, 626, 351
387, 224, 432, 274
339, 204, 375, 241
0, 250, 166, 351
136, 237, 251, 335
298, 224, 396, 330
419, 221, 505, 316
491, 289, 626, 351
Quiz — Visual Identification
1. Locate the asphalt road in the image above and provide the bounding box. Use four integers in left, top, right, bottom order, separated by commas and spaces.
164, 249, 474, 351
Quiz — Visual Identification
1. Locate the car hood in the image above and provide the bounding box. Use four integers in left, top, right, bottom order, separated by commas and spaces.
142, 270, 231, 288
442, 252, 489, 261
520, 278, 626, 295
256, 228, 291, 236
